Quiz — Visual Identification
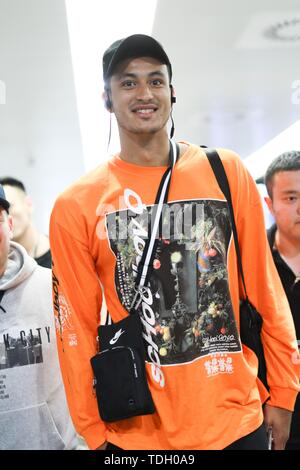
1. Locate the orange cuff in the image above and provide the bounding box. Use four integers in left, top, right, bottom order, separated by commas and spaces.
268, 386, 299, 412
80, 422, 107, 450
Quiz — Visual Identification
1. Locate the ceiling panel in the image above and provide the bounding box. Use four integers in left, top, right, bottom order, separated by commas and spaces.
153, 0, 300, 157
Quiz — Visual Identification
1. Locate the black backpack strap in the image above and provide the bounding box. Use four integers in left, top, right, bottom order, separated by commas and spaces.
203, 149, 269, 390
203, 148, 248, 301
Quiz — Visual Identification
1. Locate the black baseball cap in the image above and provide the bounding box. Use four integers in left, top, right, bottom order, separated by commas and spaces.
103, 34, 172, 82
0, 184, 10, 213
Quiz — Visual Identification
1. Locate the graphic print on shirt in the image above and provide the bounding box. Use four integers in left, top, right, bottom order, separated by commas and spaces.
52, 269, 77, 347
0, 326, 51, 370
106, 196, 241, 366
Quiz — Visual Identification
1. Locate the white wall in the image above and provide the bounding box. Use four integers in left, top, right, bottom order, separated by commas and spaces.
0, 0, 84, 232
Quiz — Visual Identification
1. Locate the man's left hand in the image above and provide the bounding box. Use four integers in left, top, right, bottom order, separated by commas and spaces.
263, 404, 292, 450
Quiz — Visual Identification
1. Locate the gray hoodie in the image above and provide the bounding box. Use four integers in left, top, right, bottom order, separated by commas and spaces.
0, 242, 78, 449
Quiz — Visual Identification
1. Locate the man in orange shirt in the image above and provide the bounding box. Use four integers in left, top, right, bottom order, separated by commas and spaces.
50, 34, 299, 450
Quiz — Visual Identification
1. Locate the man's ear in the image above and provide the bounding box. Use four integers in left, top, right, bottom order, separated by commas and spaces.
102, 90, 113, 112
8, 214, 13, 240
264, 196, 274, 215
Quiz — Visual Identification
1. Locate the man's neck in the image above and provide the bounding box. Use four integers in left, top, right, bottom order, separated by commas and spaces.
14, 225, 39, 257
275, 230, 300, 256
119, 131, 171, 167
275, 230, 300, 275
14, 225, 49, 258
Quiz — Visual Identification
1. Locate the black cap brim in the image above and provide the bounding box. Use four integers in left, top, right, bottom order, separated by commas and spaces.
104, 34, 172, 81
0, 198, 9, 212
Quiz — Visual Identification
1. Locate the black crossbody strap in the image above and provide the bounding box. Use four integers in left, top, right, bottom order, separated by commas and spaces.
0, 290, 6, 312
130, 140, 179, 312
204, 148, 248, 301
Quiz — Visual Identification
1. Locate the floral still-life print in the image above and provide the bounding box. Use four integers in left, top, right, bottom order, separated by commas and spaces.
106, 199, 241, 365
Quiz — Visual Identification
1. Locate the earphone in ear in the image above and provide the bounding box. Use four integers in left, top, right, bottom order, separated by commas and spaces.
170, 85, 176, 104
169, 85, 176, 138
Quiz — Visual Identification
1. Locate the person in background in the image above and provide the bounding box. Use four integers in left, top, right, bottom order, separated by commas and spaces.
265, 150, 300, 450
50, 34, 299, 450
0, 177, 51, 268
0, 184, 78, 449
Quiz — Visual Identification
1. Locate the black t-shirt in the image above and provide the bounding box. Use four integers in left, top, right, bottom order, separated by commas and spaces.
35, 249, 52, 269
267, 225, 300, 340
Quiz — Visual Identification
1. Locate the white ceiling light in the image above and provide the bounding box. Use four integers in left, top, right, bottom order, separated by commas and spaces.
264, 18, 300, 41
236, 11, 300, 49
65, 0, 158, 172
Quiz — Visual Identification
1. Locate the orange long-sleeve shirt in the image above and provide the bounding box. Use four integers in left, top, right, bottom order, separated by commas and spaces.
50, 143, 300, 450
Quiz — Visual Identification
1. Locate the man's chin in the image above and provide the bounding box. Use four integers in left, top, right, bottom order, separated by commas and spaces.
131, 127, 163, 135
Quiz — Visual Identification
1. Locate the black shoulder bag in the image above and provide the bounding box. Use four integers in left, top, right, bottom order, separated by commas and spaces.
91, 141, 179, 422
204, 148, 269, 391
